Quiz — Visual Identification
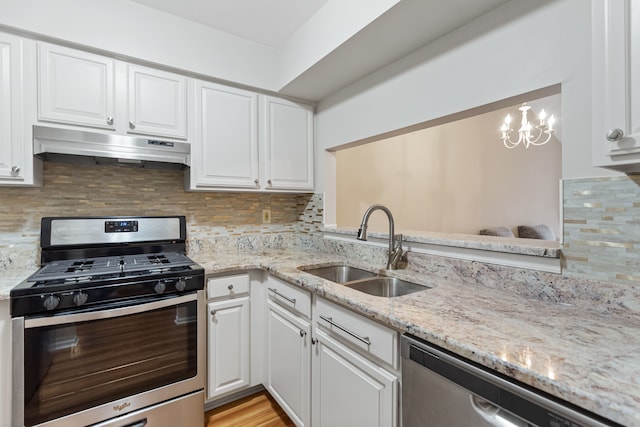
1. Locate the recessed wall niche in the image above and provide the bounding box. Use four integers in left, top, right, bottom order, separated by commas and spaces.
335, 91, 562, 239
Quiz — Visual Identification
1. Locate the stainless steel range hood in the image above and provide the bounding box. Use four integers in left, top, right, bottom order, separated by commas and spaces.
33, 126, 190, 169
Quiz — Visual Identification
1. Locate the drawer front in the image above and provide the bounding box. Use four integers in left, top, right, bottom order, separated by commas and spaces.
267, 276, 311, 319
207, 273, 250, 299
315, 298, 398, 368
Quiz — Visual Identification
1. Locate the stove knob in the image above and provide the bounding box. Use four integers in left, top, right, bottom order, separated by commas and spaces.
73, 292, 89, 306
175, 278, 187, 292
154, 281, 166, 294
43, 295, 60, 311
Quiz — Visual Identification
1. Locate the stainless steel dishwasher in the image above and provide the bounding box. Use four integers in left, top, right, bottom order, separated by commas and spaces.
401, 334, 618, 427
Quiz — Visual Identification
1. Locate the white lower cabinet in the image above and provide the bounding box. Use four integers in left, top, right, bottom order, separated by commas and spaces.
207, 273, 398, 427
207, 297, 250, 400
266, 299, 311, 427
312, 330, 397, 427
312, 297, 399, 427
206, 274, 251, 401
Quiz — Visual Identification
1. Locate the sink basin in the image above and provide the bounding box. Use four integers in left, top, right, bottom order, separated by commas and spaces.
344, 277, 428, 298
301, 265, 379, 283
300, 265, 429, 298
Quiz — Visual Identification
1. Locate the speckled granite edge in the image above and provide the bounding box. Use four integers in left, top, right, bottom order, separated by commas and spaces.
0, 268, 37, 301
324, 227, 561, 258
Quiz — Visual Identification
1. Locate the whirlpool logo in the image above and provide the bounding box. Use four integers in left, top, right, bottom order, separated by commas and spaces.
113, 401, 131, 412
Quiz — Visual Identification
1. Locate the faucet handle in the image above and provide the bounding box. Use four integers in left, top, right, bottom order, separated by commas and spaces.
388, 234, 404, 270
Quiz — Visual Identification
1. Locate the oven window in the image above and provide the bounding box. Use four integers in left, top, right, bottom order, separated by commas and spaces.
22, 300, 198, 426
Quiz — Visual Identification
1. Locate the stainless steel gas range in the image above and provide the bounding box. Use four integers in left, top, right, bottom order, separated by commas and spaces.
10, 216, 205, 427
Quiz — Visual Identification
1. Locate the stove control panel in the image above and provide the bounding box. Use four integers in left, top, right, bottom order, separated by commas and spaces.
105, 220, 139, 233
11, 269, 204, 318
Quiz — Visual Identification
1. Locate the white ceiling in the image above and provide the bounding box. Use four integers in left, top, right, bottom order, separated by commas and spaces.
125, 0, 512, 100
130, 0, 328, 48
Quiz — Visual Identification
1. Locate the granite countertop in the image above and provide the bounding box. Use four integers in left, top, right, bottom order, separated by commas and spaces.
0, 268, 36, 300
323, 226, 562, 258
194, 248, 639, 427
1, 249, 637, 426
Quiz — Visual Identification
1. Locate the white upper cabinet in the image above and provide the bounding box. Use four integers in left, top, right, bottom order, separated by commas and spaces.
0, 32, 39, 186
191, 81, 259, 188
188, 85, 314, 192
0, 33, 25, 181
592, 0, 640, 171
261, 96, 314, 191
38, 42, 116, 130
127, 64, 187, 139
37, 43, 189, 141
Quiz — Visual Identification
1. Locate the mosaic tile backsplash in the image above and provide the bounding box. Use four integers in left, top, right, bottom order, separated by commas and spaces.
0, 161, 323, 269
562, 175, 640, 286
1, 161, 638, 293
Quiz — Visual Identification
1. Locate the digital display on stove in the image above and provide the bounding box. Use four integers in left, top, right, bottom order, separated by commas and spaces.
105, 220, 139, 233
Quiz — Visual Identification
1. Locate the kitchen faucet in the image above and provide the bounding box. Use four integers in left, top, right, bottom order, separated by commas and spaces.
356, 204, 404, 270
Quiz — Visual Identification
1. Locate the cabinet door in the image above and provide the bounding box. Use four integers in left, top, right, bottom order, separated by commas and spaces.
261, 96, 314, 191
193, 81, 259, 188
127, 64, 187, 139
592, 0, 640, 170
266, 300, 311, 427
207, 297, 250, 400
312, 331, 398, 427
37, 42, 115, 129
0, 33, 24, 182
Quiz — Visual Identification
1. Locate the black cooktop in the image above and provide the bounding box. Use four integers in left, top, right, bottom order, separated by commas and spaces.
28, 252, 195, 284
10, 216, 205, 318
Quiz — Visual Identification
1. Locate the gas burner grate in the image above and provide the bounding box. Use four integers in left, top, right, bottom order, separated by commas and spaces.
66, 260, 95, 274
147, 255, 170, 264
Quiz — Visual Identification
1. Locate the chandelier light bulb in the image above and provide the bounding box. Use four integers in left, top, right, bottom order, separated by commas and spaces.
499, 102, 556, 149
548, 114, 555, 131
538, 109, 547, 122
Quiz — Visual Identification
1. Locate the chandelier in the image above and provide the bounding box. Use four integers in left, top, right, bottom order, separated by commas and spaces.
500, 103, 555, 149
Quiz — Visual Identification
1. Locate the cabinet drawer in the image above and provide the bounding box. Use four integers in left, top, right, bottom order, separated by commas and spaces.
267, 276, 311, 319
315, 298, 398, 368
207, 273, 250, 299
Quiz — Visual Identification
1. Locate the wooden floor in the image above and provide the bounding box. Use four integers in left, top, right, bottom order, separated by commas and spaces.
205, 391, 295, 427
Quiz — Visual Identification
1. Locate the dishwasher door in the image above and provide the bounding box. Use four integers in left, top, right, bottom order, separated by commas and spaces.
401, 335, 616, 427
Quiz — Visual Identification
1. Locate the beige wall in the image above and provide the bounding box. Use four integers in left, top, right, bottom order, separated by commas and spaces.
337, 101, 562, 236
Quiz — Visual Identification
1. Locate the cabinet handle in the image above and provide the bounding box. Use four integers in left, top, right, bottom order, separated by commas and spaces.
311, 338, 318, 345
11, 166, 20, 176
106, 116, 114, 125
606, 128, 624, 142
299, 330, 307, 338
254, 179, 259, 185
129, 121, 136, 129
227, 284, 234, 291
267, 179, 272, 185
210, 310, 217, 317
319, 315, 371, 346
268, 287, 296, 305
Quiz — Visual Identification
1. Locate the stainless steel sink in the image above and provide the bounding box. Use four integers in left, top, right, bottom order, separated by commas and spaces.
300, 265, 429, 297
345, 277, 428, 297
301, 265, 379, 283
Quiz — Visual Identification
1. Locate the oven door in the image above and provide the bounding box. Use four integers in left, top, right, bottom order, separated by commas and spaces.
12, 291, 205, 427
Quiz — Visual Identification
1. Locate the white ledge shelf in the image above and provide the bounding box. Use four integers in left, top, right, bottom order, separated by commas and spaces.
322, 227, 561, 274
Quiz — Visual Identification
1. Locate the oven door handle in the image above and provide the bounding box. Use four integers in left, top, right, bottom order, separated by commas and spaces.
24, 293, 198, 328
